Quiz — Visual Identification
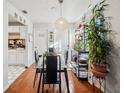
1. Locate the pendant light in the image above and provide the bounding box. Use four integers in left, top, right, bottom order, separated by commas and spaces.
55, 0, 68, 31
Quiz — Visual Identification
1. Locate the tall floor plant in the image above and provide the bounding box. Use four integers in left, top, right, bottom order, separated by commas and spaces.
87, 0, 112, 72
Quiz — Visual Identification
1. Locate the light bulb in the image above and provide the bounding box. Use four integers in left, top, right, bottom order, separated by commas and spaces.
55, 17, 68, 31
59, 20, 64, 24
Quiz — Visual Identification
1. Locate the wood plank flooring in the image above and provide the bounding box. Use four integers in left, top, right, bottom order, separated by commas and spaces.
5, 64, 101, 93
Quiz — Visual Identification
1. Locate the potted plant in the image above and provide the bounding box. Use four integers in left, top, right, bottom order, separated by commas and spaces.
74, 40, 84, 52
87, 0, 112, 73
44, 51, 57, 56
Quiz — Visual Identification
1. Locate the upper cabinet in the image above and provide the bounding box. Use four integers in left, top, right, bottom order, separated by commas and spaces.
9, 26, 19, 32
8, 32, 20, 39
9, 14, 26, 26
9, 26, 27, 39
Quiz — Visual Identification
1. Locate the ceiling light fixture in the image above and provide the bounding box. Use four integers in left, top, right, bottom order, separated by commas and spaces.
55, 0, 68, 31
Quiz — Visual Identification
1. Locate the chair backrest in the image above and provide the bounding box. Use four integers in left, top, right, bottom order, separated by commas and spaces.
65, 50, 68, 65
43, 55, 61, 84
34, 50, 39, 65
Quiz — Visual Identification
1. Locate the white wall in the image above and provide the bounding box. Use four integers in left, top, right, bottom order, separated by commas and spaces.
27, 24, 34, 67
3, 0, 33, 90
86, 0, 120, 92
3, 0, 8, 90
34, 23, 75, 57
34, 23, 69, 53
105, 0, 120, 93
34, 23, 51, 55
68, 24, 76, 61
54, 28, 68, 52
7, 0, 33, 67
6, 0, 34, 67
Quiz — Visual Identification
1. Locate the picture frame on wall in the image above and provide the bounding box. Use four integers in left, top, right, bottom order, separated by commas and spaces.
49, 32, 54, 42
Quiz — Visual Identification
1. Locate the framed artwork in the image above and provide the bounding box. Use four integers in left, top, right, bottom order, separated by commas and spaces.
49, 32, 54, 42
8, 39, 25, 49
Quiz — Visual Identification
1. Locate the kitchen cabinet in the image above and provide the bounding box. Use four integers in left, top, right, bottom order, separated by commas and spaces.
8, 50, 17, 64
8, 50, 25, 65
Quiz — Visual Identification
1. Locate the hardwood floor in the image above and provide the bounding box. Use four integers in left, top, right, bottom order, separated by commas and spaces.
5, 64, 101, 93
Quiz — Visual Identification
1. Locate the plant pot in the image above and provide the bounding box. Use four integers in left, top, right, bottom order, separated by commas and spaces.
91, 68, 108, 78
93, 64, 108, 73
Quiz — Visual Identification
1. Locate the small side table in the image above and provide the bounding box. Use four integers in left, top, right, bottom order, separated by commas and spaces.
91, 68, 108, 93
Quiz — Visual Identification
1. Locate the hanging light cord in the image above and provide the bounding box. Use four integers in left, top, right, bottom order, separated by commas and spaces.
58, 0, 63, 17
60, 3, 62, 17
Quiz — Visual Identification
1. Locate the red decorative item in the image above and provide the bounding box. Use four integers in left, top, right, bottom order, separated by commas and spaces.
78, 23, 84, 29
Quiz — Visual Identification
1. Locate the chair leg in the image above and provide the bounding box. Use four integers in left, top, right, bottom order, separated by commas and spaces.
36, 72, 38, 79
64, 68, 70, 93
37, 71, 42, 93
33, 69, 37, 87
59, 83, 61, 93
42, 78, 44, 93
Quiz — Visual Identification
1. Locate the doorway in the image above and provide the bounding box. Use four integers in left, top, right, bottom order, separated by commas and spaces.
8, 14, 28, 85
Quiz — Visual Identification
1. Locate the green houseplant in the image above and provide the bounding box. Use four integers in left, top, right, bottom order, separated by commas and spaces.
87, 0, 112, 73
44, 51, 57, 56
74, 40, 84, 52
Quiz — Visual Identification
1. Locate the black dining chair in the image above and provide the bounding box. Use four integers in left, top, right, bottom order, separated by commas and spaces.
33, 49, 42, 87
61, 54, 70, 93
41, 55, 61, 93
65, 50, 68, 65
37, 54, 70, 93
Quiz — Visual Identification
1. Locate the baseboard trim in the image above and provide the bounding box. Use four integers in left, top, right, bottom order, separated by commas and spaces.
3, 83, 10, 92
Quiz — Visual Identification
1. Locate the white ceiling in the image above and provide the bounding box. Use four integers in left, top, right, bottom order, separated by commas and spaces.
8, 0, 99, 23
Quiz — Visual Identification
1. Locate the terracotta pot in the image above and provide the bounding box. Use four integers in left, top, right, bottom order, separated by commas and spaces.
93, 64, 108, 73
91, 68, 108, 78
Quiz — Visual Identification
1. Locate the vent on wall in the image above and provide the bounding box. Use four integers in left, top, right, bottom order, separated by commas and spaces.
39, 33, 45, 37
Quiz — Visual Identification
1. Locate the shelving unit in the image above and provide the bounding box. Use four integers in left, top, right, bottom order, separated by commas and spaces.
71, 51, 88, 79
77, 51, 88, 79
71, 22, 89, 79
